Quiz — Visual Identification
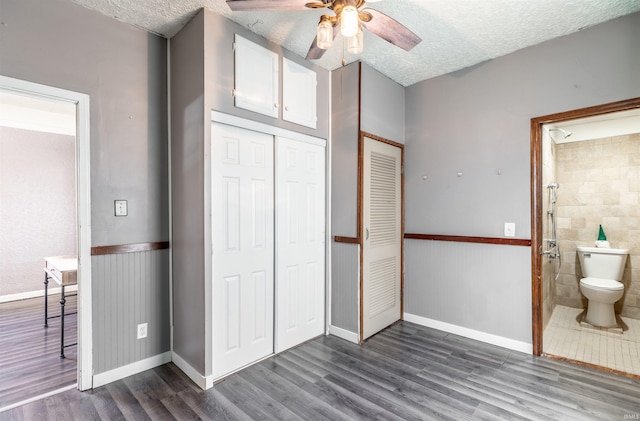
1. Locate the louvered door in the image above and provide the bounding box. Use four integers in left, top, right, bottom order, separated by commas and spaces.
362, 135, 402, 340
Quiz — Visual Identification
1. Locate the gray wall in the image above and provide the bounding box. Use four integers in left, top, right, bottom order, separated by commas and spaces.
404, 12, 640, 344
0, 0, 169, 246
170, 10, 207, 375
92, 250, 170, 373
1, 0, 170, 374
361, 64, 405, 144
329, 62, 405, 334
170, 9, 330, 378
329, 63, 360, 334
331, 242, 359, 333
0, 127, 76, 296
331, 63, 360, 239
331, 62, 406, 239
405, 239, 532, 343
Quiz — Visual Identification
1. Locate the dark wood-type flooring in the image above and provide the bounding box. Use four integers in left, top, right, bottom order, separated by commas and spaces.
0, 295, 77, 410
3, 318, 640, 419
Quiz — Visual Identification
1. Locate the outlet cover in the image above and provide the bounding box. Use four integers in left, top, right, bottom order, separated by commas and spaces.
504, 222, 516, 237
115, 200, 128, 216
137, 323, 148, 339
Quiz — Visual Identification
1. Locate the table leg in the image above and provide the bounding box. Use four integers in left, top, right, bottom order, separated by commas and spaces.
44, 271, 49, 328
60, 285, 66, 359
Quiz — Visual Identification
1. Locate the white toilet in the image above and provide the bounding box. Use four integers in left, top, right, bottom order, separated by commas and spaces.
577, 246, 628, 328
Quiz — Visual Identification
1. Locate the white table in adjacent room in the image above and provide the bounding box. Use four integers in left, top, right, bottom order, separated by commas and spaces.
44, 255, 77, 358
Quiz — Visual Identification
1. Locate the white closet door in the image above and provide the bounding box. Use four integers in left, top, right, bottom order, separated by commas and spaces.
275, 136, 325, 352
212, 122, 274, 379
362, 136, 402, 340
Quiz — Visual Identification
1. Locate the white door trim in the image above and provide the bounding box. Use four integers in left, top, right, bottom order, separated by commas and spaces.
211, 111, 326, 148
0, 75, 93, 390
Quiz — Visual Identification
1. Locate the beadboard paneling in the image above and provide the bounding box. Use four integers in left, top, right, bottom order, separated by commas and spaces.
92, 249, 170, 374
331, 242, 359, 334
405, 239, 532, 344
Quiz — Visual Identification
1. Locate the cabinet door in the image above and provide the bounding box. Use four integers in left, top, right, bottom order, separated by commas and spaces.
283, 58, 317, 129
234, 35, 279, 118
275, 136, 325, 352
211, 122, 274, 379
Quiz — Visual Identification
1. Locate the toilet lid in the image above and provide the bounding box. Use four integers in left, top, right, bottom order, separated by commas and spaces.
580, 277, 624, 291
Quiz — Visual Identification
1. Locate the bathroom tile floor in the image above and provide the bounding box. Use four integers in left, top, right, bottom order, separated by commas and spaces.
544, 305, 640, 376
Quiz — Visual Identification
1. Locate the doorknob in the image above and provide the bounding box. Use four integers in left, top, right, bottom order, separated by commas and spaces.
366, 228, 370, 240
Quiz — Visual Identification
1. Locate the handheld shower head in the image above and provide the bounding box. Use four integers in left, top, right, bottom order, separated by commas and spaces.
549, 127, 572, 139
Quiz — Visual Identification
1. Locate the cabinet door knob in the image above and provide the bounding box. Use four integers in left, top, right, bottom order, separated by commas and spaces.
284, 106, 289, 111
274, 103, 279, 109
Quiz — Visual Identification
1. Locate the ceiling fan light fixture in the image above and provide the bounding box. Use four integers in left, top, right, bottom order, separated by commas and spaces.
340, 4, 359, 38
316, 15, 333, 49
347, 27, 363, 54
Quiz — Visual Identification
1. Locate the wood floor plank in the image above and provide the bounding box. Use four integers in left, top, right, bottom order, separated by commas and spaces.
67, 393, 102, 421
87, 385, 126, 420
303, 376, 390, 420
0, 296, 77, 409
215, 374, 303, 420
160, 394, 202, 421
271, 352, 328, 382
106, 381, 153, 421
177, 387, 252, 421
4, 320, 640, 420
323, 371, 449, 421
295, 342, 404, 393
238, 362, 347, 421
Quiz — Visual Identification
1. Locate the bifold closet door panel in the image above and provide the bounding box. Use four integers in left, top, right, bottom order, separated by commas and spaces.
211, 122, 274, 379
275, 136, 326, 353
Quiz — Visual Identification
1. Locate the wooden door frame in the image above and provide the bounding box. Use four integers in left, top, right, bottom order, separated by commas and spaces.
358, 131, 405, 343
530, 97, 640, 356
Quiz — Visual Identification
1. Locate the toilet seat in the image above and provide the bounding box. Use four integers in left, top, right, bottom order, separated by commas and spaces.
580, 277, 624, 291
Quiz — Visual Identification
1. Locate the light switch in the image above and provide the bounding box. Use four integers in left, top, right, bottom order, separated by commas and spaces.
115, 200, 128, 216
504, 222, 515, 237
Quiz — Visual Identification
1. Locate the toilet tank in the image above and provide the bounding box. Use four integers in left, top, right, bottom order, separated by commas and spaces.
577, 246, 628, 280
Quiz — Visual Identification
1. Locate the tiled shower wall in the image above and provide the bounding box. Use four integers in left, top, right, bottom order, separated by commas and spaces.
555, 133, 640, 319
542, 131, 557, 329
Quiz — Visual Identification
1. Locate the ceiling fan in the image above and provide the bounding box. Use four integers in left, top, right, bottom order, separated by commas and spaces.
226, 0, 421, 60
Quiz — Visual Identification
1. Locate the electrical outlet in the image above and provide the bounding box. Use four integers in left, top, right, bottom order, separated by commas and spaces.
137, 323, 147, 339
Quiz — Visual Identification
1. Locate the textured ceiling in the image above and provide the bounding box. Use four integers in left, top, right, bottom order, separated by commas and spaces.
69, 0, 640, 86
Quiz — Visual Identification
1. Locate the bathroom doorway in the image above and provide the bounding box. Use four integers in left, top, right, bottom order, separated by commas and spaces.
531, 97, 640, 377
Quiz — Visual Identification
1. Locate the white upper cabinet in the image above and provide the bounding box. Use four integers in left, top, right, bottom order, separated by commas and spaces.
283, 58, 317, 129
234, 34, 279, 118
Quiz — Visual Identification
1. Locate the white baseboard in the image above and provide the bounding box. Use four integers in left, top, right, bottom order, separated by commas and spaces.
328, 325, 359, 344
172, 351, 213, 390
93, 351, 172, 388
403, 313, 533, 354
0, 285, 79, 304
